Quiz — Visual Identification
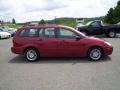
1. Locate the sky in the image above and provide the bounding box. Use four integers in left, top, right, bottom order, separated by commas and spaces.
0, 0, 119, 23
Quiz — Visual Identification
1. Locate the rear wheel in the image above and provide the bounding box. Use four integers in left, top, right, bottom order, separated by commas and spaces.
25, 48, 39, 62
108, 30, 116, 38
87, 47, 103, 61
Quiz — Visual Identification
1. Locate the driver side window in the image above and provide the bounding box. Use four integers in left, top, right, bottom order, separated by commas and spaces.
59, 28, 77, 39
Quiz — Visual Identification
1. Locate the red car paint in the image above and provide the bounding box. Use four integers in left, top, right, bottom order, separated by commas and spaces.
11, 25, 113, 58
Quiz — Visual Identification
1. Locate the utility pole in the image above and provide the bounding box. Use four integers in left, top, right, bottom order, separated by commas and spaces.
54, 16, 56, 24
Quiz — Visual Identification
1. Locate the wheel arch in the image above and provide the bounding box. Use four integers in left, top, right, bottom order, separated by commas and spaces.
87, 45, 104, 56
23, 46, 40, 56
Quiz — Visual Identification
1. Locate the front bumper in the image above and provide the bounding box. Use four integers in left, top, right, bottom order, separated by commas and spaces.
0, 35, 11, 39
104, 46, 113, 55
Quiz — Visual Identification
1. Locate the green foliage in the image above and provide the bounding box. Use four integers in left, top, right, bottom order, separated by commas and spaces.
55, 18, 77, 27
59, 21, 77, 28
117, 0, 120, 5
8, 24, 23, 29
104, 0, 120, 24
46, 17, 77, 27
104, 8, 114, 24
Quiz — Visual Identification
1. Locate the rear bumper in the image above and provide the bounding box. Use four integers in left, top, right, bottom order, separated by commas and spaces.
11, 47, 23, 54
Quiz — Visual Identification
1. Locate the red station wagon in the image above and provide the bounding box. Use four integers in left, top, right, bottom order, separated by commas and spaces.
11, 25, 113, 62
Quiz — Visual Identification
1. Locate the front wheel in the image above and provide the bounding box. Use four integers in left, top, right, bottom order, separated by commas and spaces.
87, 47, 103, 61
25, 48, 39, 62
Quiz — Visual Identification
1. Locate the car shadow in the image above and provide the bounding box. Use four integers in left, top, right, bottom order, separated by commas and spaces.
0, 38, 10, 40
8, 55, 112, 64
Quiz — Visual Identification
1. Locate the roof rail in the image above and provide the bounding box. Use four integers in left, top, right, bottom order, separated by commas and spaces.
22, 24, 58, 27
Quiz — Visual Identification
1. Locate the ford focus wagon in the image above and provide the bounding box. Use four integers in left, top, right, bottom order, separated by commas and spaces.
11, 25, 113, 62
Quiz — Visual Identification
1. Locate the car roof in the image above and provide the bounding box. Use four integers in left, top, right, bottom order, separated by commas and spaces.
19, 25, 74, 30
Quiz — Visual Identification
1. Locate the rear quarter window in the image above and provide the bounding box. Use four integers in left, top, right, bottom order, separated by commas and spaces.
19, 29, 40, 37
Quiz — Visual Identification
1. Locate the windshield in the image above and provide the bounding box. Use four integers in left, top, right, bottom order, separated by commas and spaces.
86, 21, 93, 26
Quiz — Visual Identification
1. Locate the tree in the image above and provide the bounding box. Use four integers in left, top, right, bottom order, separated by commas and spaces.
104, 8, 114, 24
117, 0, 120, 5
104, 0, 120, 24
112, 0, 120, 23
12, 18, 16, 24
39, 19, 45, 25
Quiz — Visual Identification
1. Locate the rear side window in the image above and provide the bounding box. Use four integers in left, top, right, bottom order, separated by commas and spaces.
44, 28, 56, 38
19, 29, 39, 37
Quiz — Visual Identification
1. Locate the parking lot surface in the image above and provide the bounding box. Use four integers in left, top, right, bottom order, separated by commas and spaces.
0, 37, 120, 90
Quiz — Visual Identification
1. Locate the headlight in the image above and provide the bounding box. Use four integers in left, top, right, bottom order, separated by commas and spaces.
104, 41, 112, 46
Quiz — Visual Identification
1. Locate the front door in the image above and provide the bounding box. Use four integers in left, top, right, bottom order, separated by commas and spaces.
57, 28, 85, 57
88, 21, 102, 35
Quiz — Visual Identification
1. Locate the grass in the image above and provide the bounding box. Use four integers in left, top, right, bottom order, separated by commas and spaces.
54, 18, 77, 28
59, 21, 77, 28
7, 24, 23, 29
7, 23, 77, 29
7, 20, 77, 29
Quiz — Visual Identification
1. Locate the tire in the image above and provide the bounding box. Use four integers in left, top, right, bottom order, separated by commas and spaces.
87, 47, 103, 61
11, 34, 14, 37
108, 30, 116, 38
81, 31, 87, 35
24, 48, 39, 62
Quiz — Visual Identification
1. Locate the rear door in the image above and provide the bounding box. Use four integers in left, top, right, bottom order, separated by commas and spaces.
37, 27, 59, 57
17, 28, 59, 57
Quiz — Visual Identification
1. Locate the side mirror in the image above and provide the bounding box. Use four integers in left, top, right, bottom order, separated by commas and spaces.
75, 36, 80, 40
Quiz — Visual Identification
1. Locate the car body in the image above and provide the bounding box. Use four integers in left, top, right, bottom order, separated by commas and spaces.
0, 26, 16, 37
11, 25, 113, 61
0, 31, 11, 39
77, 20, 120, 38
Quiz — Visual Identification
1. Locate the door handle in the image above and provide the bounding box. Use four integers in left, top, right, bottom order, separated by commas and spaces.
37, 39, 43, 41
62, 40, 65, 42
62, 40, 67, 42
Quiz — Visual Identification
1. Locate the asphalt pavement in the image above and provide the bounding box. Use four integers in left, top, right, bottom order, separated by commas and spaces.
0, 37, 120, 90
